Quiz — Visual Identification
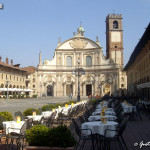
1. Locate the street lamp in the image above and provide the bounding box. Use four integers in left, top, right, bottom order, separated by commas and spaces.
72, 59, 85, 102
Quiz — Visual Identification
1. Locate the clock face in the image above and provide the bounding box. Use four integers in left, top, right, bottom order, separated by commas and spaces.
111, 32, 121, 42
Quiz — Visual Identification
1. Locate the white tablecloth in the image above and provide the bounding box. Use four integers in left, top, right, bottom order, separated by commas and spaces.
122, 106, 136, 113
95, 108, 114, 112
81, 121, 118, 138
88, 115, 117, 122
121, 103, 136, 113
92, 110, 116, 116
96, 103, 108, 109
27, 115, 43, 121
42, 111, 52, 118
3, 121, 25, 134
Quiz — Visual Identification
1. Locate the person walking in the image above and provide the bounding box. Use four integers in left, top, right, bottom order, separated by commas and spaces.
70, 93, 72, 100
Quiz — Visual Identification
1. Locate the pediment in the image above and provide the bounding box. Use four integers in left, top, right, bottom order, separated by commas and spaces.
57, 37, 100, 50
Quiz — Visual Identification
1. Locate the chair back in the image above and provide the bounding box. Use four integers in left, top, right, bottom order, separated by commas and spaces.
20, 121, 27, 135
26, 118, 33, 129
79, 116, 85, 124
71, 118, 81, 137
118, 115, 129, 136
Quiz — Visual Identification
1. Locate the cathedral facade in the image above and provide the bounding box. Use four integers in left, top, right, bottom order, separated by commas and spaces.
36, 14, 127, 97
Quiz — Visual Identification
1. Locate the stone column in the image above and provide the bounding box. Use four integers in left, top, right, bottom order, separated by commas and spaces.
82, 53, 84, 66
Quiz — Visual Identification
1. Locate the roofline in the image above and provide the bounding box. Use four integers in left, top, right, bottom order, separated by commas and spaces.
56, 36, 101, 50
124, 23, 150, 71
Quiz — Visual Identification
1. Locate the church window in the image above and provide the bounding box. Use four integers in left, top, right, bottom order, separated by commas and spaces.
121, 84, 124, 88
113, 21, 118, 29
86, 56, 92, 66
66, 56, 72, 67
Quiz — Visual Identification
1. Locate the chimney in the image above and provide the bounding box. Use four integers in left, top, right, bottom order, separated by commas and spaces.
11, 59, 13, 65
0, 56, 2, 62
6, 57, 9, 64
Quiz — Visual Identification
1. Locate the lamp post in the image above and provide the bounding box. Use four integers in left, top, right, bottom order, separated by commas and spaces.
72, 59, 85, 102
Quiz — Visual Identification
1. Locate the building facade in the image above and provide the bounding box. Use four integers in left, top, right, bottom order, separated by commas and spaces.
22, 66, 38, 97
125, 23, 150, 98
0, 57, 27, 97
0, 57, 37, 97
36, 14, 127, 97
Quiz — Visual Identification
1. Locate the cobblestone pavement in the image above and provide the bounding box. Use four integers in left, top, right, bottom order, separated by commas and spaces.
0, 96, 88, 115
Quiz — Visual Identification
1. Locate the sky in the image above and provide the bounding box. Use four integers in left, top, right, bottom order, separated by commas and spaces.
0, 0, 150, 67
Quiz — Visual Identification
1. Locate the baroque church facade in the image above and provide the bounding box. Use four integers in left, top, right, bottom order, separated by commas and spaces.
36, 14, 127, 97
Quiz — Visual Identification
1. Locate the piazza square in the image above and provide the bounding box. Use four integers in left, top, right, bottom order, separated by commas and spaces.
0, 1, 150, 150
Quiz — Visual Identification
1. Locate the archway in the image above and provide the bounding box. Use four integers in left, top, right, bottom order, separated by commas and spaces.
66, 84, 73, 96
47, 85, 53, 96
86, 84, 92, 96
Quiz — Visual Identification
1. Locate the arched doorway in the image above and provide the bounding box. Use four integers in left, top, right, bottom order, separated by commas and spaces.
66, 84, 73, 96
105, 84, 111, 95
86, 84, 92, 96
47, 85, 53, 96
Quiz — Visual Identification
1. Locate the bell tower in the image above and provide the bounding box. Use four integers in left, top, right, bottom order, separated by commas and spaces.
106, 14, 123, 68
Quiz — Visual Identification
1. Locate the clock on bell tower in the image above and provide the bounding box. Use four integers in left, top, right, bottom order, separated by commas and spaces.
106, 14, 123, 68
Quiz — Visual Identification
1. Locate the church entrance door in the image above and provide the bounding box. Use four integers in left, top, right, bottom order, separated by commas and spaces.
86, 84, 92, 96
47, 85, 53, 96
104, 84, 110, 95
66, 84, 73, 96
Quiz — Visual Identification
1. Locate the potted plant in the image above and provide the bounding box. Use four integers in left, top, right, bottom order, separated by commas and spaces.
25, 125, 77, 150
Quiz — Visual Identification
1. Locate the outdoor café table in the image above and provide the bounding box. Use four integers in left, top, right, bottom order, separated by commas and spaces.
88, 115, 117, 122
42, 111, 52, 118
3, 121, 25, 134
121, 103, 136, 113
81, 121, 118, 138
96, 104, 108, 109
92, 110, 116, 116
27, 115, 43, 121
55, 106, 71, 115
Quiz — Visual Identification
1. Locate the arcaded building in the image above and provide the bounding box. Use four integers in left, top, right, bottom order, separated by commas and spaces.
36, 14, 127, 97
0, 57, 27, 96
124, 23, 150, 98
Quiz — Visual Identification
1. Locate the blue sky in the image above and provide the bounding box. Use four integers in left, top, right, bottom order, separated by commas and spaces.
0, 0, 150, 67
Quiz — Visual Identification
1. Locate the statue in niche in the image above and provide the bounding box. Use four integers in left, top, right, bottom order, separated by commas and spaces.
97, 56, 99, 64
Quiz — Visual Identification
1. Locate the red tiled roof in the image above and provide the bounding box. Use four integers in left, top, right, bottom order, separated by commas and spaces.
22, 66, 37, 73
0, 61, 27, 72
